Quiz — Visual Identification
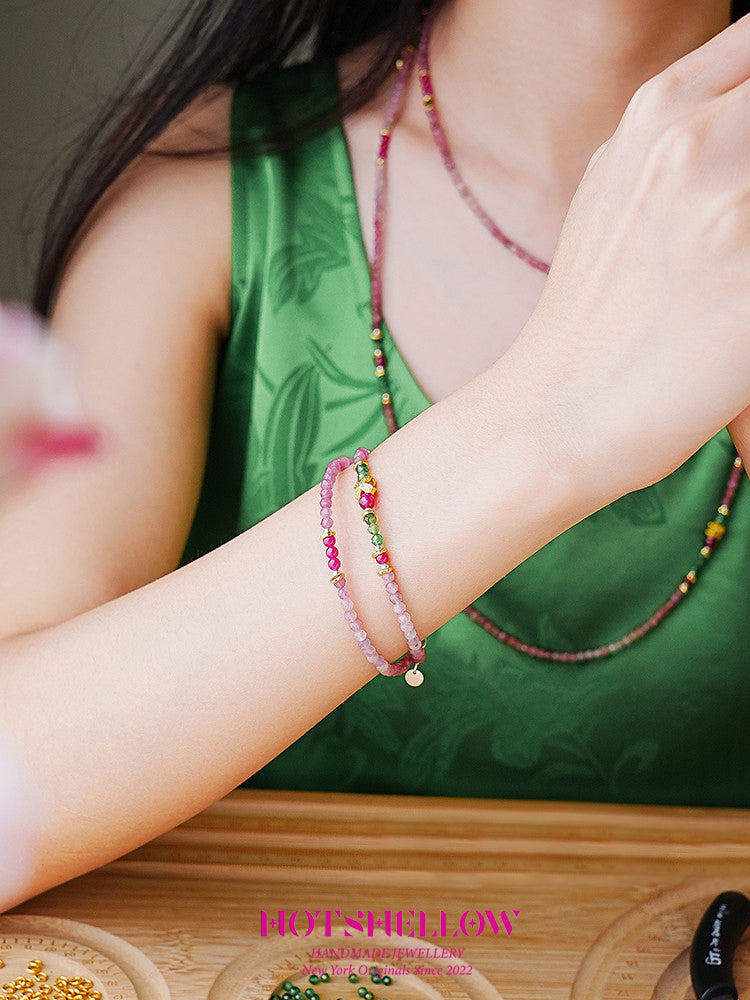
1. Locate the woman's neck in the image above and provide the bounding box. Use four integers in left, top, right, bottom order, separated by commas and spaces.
428, 0, 732, 201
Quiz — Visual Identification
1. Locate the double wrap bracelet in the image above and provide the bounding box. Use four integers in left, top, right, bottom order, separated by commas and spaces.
320, 448, 426, 686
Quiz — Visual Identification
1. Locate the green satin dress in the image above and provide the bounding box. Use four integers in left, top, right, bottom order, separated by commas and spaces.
181, 60, 750, 807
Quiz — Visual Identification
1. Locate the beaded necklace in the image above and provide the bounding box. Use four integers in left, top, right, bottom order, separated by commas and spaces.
366, 15, 744, 663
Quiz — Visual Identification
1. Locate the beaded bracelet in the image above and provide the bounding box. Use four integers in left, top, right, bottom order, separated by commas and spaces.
320, 453, 425, 685
352, 448, 426, 681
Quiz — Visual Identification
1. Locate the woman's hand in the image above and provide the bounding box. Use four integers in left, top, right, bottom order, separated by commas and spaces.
512, 14, 750, 506
0, 302, 98, 500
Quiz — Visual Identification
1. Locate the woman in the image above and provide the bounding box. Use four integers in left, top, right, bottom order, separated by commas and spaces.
2, 0, 750, 908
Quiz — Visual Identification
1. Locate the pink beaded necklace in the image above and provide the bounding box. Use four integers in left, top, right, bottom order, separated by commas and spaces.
366, 13, 744, 663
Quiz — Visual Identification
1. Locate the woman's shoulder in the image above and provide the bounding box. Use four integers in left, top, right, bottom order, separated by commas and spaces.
64, 84, 234, 339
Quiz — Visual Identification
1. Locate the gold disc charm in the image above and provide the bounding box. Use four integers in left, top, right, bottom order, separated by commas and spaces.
405, 667, 424, 687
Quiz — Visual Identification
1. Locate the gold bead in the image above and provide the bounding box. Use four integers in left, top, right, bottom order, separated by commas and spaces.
380, 128, 391, 138
705, 520, 726, 540
700, 545, 711, 558
377, 565, 393, 575
381, 392, 391, 405
395, 57, 404, 70
375, 365, 386, 377
418, 68, 428, 79
422, 95, 433, 107
330, 572, 344, 584
679, 582, 689, 594
370, 327, 383, 341
686, 570, 697, 583
373, 349, 384, 361
718, 504, 730, 516
735, 457, 743, 468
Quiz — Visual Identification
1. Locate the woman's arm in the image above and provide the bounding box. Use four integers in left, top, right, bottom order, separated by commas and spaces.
5, 17, 750, 908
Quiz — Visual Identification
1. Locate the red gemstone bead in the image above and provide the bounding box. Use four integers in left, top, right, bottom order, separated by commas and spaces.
375, 552, 389, 564
359, 494, 375, 509
328, 558, 341, 571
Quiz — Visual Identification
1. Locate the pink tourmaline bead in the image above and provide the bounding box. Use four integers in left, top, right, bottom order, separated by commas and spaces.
321, 516, 333, 529
322, 535, 336, 546
351, 619, 363, 632
325, 546, 338, 559
343, 610, 357, 623
359, 493, 375, 509
373, 655, 387, 669
398, 612, 412, 626
354, 629, 367, 643
380, 571, 395, 583
411, 646, 426, 662
354, 448, 369, 461
389, 592, 401, 604
392, 601, 406, 614
328, 558, 341, 571
385, 581, 399, 594
333, 578, 347, 590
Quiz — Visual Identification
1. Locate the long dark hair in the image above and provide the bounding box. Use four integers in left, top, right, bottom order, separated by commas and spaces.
33, 0, 444, 315
33, 0, 750, 316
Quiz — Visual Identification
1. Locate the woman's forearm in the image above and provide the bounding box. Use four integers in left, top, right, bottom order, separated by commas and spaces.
0, 346, 588, 908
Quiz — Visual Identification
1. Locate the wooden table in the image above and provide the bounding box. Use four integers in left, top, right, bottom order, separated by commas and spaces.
2, 790, 750, 1000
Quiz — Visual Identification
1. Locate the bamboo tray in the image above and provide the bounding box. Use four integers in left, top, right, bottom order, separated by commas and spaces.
3, 789, 750, 1000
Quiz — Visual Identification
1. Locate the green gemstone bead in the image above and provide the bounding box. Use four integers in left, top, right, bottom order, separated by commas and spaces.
371, 533, 384, 546
355, 463, 369, 478
363, 511, 377, 524
381, 977, 392, 986
271, 995, 282, 1000
367, 521, 380, 534
348, 975, 359, 984
320, 974, 330, 983
283, 984, 294, 993
305, 990, 315, 998
358, 988, 368, 997
309, 977, 320, 985
365, 992, 373, 999
370, 975, 381, 984
282, 994, 293, 1000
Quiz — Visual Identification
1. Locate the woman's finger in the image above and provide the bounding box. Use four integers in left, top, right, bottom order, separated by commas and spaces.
653, 11, 750, 102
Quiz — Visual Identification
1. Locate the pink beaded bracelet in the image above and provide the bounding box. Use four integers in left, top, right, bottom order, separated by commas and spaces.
320, 453, 425, 685
351, 448, 426, 678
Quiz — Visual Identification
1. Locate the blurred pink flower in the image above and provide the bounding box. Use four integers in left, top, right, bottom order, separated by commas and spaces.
0, 302, 99, 490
